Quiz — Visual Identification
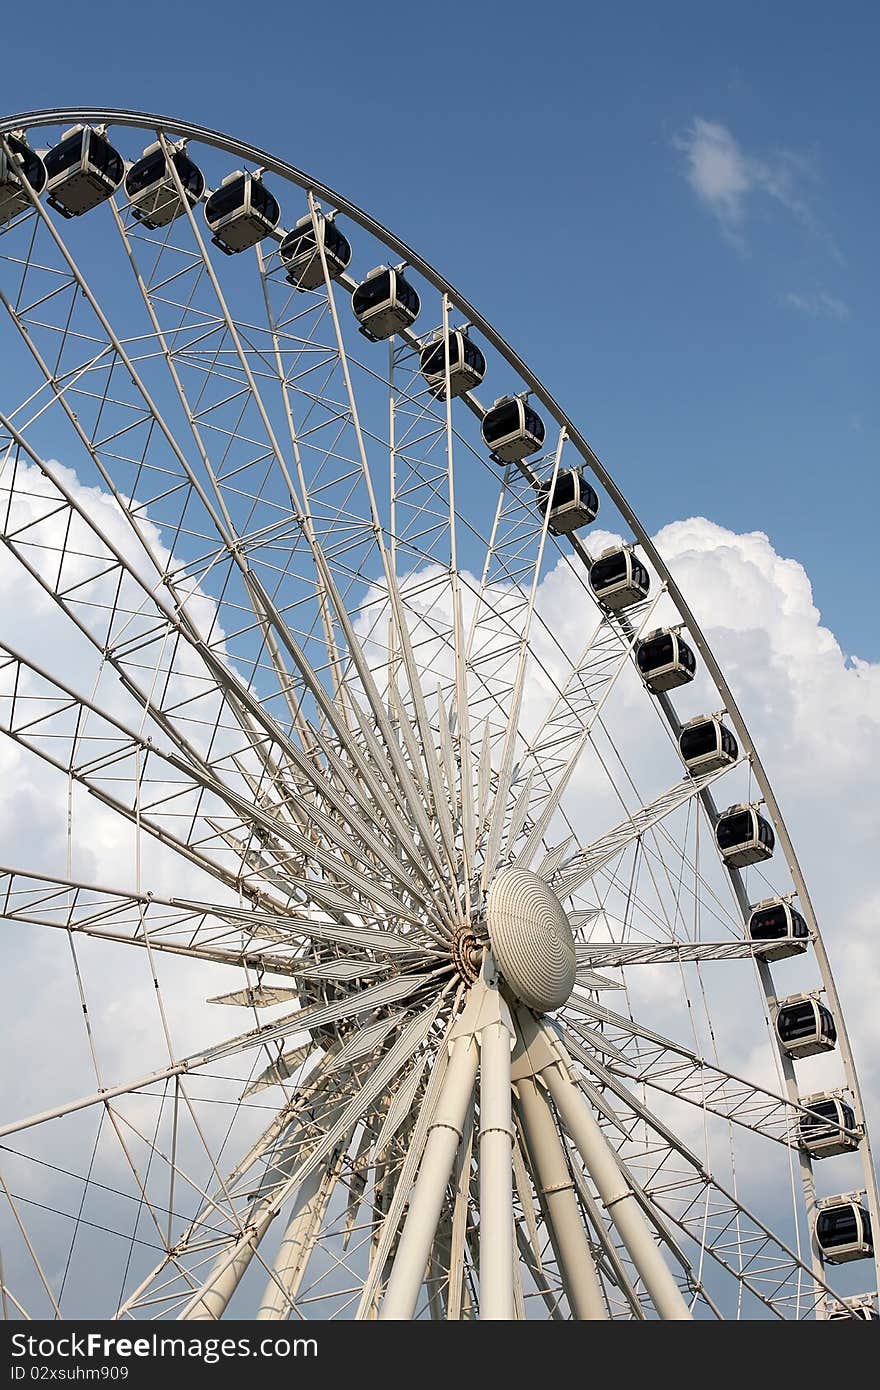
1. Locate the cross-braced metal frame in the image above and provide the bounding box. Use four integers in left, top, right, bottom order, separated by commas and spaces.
0, 108, 876, 1321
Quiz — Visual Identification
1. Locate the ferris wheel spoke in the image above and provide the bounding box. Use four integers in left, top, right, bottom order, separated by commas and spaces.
0, 644, 270, 896
479, 431, 565, 891
0, 1171, 64, 1318
567, 1052, 839, 1318
3, 165, 363, 794
559, 998, 832, 1149
0, 168, 249, 573
371, 573, 460, 882
549, 763, 741, 903
0, 639, 453, 931
117, 1064, 348, 1319
253, 240, 355, 725
107, 172, 352, 754
457, 431, 596, 743
576, 940, 769, 965
172, 996, 445, 1320
184, 897, 445, 954
0, 420, 332, 864
1, 971, 440, 1152
304, 549, 460, 889
513, 589, 667, 870
244, 572, 460, 925
0, 867, 422, 979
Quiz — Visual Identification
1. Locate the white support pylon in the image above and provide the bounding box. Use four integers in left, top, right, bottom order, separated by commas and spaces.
536, 1022, 692, 1321
179, 1208, 274, 1320
478, 965, 516, 1320
379, 1016, 480, 1318
515, 1074, 608, 1320
255, 1154, 342, 1319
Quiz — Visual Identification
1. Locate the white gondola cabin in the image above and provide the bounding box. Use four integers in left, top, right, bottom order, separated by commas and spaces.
815, 1199, 874, 1265
481, 396, 546, 463
0, 135, 47, 226
279, 212, 351, 290
419, 330, 486, 397
679, 714, 738, 774
826, 1296, 878, 1321
798, 1093, 860, 1158
44, 125, 124, 217
536, 469, 599, 535
775, 995, 837, 1059
715, 803, 774, 868
125, 141, 205, 229
204, 171, 280, 254
747, 896, 809, 960
352, 266, 420, 340
635, 628, 696, 693
589, 545, 650, 611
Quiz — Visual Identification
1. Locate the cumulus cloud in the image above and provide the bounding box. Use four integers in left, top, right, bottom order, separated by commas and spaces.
2, 461, 878, 1313
358, 512, 880, 1126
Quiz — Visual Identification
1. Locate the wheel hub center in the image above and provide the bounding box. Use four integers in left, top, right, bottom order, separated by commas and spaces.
451, 926, 483, 984
485, 868, 576, 1013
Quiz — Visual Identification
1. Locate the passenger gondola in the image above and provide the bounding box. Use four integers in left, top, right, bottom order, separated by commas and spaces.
715, 803, 775, 867
279, 212, 351, 289
775, 994, 837, 1059
747, 896, 809, 960
351, 266, 420, 340
125, 140, 205, 229
536, 469, 599, 535
635, 628, 696, 693
0, 134, 47, 226
827, 1297, 878, 1320
589, 545, 650, 611
419, 329, 486, 397
679, 714, 738, 774
481, 395, 546, 463
204, 171, 281, 254
44, 125, 124, 218
798, 1093, 860, 1158
815, 1199, 873, 1265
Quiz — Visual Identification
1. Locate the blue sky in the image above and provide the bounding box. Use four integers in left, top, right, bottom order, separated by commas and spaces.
4, 0, 878, 655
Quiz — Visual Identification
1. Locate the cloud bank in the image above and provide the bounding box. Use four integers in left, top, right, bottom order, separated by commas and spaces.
1, 462, 877, 1313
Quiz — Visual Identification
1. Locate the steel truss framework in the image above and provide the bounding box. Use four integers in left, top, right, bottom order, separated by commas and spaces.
0, 108, 876, 1321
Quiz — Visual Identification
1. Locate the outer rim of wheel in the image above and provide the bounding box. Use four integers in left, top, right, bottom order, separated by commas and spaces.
2, 105, 877, 1304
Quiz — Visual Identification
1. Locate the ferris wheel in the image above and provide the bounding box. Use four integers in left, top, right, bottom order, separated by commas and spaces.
0, 108, 876, 1322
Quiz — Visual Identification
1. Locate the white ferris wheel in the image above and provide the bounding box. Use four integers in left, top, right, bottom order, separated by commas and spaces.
0, 109, 876, 1322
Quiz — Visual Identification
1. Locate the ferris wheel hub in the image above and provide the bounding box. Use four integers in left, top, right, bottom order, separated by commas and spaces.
451, 925, 484, 983
486, 868, 576, 1013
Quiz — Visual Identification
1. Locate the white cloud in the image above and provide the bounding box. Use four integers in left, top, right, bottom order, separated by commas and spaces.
651, 517, 880, 1105
781, 289, 851, 320
674, 117, 830, 253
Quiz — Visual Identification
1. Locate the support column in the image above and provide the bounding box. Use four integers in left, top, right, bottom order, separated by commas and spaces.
255, 1154, 341, 1319
479, 1014, 515, 1320
516, 1075, 607, 1320
179, 1206, 273, 1320
379, 1031, 479, 1319
542, 1059, 692, 1320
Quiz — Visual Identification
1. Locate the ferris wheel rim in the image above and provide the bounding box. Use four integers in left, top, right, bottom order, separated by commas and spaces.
0, 105, 876, 1316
